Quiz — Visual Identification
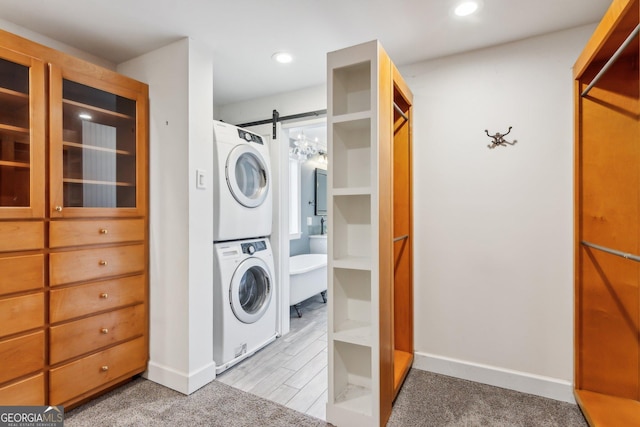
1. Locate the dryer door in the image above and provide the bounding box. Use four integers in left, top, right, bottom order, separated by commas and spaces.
229, 256, 273, 324
226, 145, 269, 208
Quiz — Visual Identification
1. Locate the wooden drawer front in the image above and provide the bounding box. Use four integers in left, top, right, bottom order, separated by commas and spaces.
50, 304, 145, 365
0, 293, 44, 338
0, 373, 45, 405
50, 244, 145, 286
50, 219, 145, 248
0, 254, 44, 296
50, 275, 145, 323
49, 336, 147, 405
0, 331, 45, 384
0, 221, 44, 252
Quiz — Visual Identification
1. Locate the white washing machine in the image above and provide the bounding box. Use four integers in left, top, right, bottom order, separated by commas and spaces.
213, 120, 272, 242
213, 237, 278, 374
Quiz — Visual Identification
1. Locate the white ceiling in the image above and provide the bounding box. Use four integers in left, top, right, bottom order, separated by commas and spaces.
0, 0, 611, 105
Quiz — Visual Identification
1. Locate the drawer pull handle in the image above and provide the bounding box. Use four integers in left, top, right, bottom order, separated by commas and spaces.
99, 260, 108, 266
101, 328, 109, 334
101, 365, 109, 372
54, 206, 63, 212
100, 228, 109, 234
100, 293, 108, 299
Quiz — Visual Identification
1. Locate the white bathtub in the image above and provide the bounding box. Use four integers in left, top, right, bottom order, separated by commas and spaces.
289, 253, 327, 316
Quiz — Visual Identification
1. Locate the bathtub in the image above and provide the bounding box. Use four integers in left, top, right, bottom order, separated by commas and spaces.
289, 253, 327, 316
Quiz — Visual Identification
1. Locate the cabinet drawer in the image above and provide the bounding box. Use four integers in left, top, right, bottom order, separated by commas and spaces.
0, 373, 45, 405
50, 275, 145, 323
49, 336, 147, 405
0, 293, 44, 338
0, 254, 44, 296
50, 304, 145, 365
50, 244, 145, 286
0, 221, 44, 252
50, 219, 144, 248
0, 331, 44, 384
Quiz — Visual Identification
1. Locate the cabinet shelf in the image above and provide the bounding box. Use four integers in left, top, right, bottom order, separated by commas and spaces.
0, 160, 29, 169
0, 123, 29, 137
332, 110, 371, 124
575, 389, 640, 426
332, 341, 372, 416
62, 141, 133, 156
63, 178, 134, 187
63, 99, 134, 129
334, 384, 372, 415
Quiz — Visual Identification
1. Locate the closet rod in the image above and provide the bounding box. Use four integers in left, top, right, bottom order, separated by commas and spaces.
394, 235, 409, 242
581, 23, 640, 97
394, 102, 409, 122
581, 241, 640, 263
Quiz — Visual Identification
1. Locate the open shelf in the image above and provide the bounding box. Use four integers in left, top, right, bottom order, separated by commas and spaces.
332, 117, 371, 190
63, 141, 133, 156
333, 268, 372, 346
332, 61, 371, 116
333, 341, 372, 416
333, 195, 371, 263
0, 160, 29, 168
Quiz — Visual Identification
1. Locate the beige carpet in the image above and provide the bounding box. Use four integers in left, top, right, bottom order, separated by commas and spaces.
66, 369, 588, 426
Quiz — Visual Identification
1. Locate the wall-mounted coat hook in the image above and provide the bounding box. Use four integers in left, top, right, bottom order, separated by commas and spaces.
485, 127, 517, 149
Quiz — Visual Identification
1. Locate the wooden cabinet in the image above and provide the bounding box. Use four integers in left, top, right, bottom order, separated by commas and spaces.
0, 29, 148, 408
573, 0, 640, 425
326, 40, 414, 427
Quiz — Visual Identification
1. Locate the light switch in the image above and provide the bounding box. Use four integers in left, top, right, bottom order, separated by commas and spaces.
196, 169, 206, 189
307, 216, 313, 226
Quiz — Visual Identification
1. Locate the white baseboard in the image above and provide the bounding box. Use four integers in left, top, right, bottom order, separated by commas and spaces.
413, 351, 575, 404
144, 360, 216, 395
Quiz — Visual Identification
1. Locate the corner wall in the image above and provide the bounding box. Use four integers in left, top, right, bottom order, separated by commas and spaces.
118, 38, 215, 394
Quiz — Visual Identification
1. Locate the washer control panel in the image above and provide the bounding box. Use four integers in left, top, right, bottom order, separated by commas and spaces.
237, 129, 263, 145
241, 240, 267, 255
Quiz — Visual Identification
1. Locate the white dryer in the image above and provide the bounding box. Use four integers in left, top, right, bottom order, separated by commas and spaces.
213, 120, 272, 242
213, 237, 278, 374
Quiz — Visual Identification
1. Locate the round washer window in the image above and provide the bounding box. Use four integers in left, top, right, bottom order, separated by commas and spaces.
226, 145, 269, 208
230, 257, 272, 324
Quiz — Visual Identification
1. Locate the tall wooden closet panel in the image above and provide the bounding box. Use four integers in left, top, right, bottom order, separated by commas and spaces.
574, 0, 640, 424
327, 40, 413, 427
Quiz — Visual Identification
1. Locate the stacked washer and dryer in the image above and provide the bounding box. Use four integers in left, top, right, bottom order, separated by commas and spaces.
212, 120, 277, 374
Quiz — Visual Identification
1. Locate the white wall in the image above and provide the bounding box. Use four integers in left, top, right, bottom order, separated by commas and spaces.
118, 38, 215, 395
406, 24, 595, 402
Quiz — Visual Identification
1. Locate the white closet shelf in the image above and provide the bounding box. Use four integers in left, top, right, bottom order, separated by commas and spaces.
334, 384, 372, 415
332, 256, 371, 271
332, 187, 371, 196
334, 320, 372, 347
331, 110, 372, 124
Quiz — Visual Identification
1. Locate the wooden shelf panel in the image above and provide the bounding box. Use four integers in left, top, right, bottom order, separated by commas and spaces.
63, 99, 133, 120
575, 389, 640, 426
0, 160, 29, 168
63, 141, 133, 156
63, 178, 134, 187
0, 123, 29, 137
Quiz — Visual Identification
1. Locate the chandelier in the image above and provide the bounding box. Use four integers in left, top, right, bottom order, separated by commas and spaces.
289, 131, 325, 162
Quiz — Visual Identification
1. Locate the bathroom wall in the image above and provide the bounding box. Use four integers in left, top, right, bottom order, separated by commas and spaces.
290, 158, 327, 256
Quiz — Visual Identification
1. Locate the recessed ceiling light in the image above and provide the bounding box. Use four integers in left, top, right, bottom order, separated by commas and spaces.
454, 1, 479, 16
272, 52, 293, 64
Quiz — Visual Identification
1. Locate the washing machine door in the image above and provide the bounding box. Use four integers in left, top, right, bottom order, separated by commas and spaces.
229, 256, 273, 324
226, 144, 269, 208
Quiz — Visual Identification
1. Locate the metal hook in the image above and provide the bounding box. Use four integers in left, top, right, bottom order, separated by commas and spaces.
485, 127, 517, 149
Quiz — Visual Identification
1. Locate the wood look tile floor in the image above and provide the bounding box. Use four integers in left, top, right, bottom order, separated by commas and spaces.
217, 295, 329, 421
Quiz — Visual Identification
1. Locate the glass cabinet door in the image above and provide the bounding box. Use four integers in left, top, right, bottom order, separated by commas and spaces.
0, 48, 45, 219
49, 65, 147, 217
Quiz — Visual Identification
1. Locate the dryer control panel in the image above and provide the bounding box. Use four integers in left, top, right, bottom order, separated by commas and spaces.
241, 240, 267, 255
237, 129, 264, 145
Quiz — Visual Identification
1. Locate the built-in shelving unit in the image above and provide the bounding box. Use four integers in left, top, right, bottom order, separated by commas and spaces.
326, 40, 413, 427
